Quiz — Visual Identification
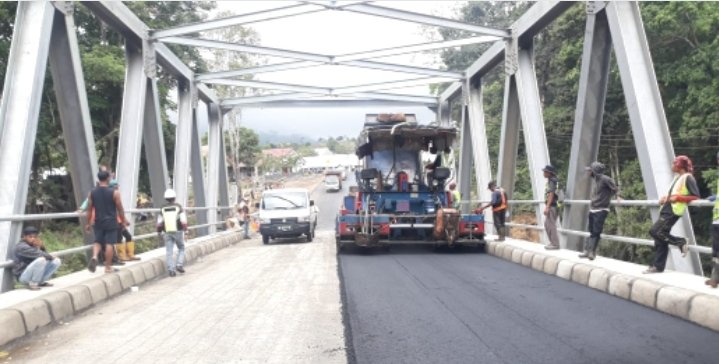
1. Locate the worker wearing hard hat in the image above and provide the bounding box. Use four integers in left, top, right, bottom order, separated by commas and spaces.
156, 188, 188, 277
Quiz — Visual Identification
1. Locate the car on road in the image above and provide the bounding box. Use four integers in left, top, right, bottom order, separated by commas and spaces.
257, 188, 319, 244
324, 173, 342, 192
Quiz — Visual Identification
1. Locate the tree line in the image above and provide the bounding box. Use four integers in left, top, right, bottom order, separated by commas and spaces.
436, 2, 719, 272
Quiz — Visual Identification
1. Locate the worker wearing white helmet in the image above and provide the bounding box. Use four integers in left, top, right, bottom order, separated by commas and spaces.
156, 188, 188, 277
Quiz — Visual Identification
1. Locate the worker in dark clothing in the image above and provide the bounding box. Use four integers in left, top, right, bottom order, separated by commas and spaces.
13, 226, 61, 290
644, 156, 700, 274
704, 151, 719, 288
86, 170, 130, 274
543, 165, 561, 250
478, 181, 508, 241
579, 162, 619, 260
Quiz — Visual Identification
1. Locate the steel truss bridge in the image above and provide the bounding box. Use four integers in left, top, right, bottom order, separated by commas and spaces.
0, 1, 711, 292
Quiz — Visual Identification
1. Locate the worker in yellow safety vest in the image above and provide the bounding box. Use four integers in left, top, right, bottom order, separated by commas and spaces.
644, 156, 700, 274
156, 188, 188, 277
448, 182, 461, 209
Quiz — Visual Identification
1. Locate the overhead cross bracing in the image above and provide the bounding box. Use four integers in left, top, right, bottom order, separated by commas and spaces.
0, 0, 708, 292
149, 1, 510, 110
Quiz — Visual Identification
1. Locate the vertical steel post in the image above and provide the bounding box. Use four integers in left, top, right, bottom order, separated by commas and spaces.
563, 4, 612, 251
218, 127, 231, 221
206, 102, 222, 234
467, 81, 493, 229
497, 76, 521, 206
0, 2, 55, 291
143, 78, 170, 208
514, 44, 555, 245
457, 92, 473, 214
606, 1, 702, 274
438, 100, 451, 127
115, 43, 147, 234
191, 103, 209, 236
48, 7, 98, 250
174, 79, 194, 207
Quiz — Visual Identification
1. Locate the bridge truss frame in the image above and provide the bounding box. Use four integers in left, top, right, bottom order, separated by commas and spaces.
0, 1, 702, 291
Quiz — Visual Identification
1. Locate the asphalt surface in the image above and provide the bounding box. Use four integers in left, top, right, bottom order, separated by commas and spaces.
324, 177, 719, 364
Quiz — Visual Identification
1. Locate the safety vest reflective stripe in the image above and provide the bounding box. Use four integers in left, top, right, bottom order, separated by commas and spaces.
713, 180, 719, 221
492, 189, 507, 212
162, 206, 180, 232
669, 173, 690, 216
451, 190, 461, 208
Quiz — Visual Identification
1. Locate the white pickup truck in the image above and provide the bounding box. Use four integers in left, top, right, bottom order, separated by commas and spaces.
256, 188, 319, 244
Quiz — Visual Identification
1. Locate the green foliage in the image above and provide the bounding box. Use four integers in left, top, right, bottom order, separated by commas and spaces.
438, 2, 719, 271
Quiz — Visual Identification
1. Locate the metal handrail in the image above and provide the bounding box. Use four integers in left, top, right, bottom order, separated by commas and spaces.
0, 206, 235, 269
497, 198, 716, 256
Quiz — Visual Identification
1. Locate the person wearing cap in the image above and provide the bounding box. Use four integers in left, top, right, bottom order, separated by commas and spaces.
644, 155, 700, 274
448, 182, 461, 209
238, 198, 251, 239
13, 226, 61, 290
542, 165, 561, 250
704, 151, 719, 287
478, 181, 508, 241
157, 188, 188, 277
579, 162, 619, 260
86, 170, 130, 274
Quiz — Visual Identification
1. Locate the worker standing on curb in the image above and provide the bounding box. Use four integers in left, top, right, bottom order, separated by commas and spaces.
579, 162, 619, 260
542, 165, 561, 250
478, 181, 508, 241
705, 151, 719, 288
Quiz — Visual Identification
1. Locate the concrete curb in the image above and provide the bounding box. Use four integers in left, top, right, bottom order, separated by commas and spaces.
0, 230, 244, 348
487, 241, 719, 333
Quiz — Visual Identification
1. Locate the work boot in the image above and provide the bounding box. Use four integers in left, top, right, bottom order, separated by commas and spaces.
126, 241, 141, 261
88, 257, 98, 273
176, 266, 185, 274
116, 242, 130, 261
588, 250, 596, 260
578, 250, 590, 259
497, 227, 506, 242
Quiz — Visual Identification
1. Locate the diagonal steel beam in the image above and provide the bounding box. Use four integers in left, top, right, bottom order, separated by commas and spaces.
333, 77, 455, 94
340, 3, 510, 38
196, 61, 321, 81
201, 78, 331, 94
151, 3, 323, 39
344, 60, 462, 79
333, 36, 499, 63
196, 60, 463, 81
159, 36, 332, 62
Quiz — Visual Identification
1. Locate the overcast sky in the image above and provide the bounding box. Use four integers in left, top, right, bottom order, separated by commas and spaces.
207, 1, 465, 138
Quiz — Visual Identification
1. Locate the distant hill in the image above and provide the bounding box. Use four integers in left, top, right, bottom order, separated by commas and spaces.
257, 130, 312, 145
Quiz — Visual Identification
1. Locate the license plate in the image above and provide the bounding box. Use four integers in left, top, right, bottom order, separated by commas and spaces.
278, 225, 291, 231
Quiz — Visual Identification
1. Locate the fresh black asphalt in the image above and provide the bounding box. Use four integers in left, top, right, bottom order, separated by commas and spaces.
312, 175, 719, 364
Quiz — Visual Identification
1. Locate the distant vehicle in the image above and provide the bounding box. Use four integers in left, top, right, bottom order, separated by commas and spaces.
324, 173, 342, 192
257, 188, 318, 244
335, 113, 485, 252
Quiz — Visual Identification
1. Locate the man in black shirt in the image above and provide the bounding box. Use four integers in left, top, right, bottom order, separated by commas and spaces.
86, 171, 130, 273
644, 156, 700, 274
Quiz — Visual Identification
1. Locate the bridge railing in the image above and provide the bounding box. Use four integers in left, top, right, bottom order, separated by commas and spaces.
0, 206, 236, 270
463, 199, 714, 256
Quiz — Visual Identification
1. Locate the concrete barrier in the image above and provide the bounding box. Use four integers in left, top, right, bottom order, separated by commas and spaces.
0, 231, 244, 348
486, 241, 497, 255
630, 279, 664, 308
521, 251, 534, 267
656, 286, 695, 319
40, 291, 74, 322
608, 274, 635, 300
571, 264, 593, 285
543, 256, 560, 275
12, 299, 51, 333
63, 285, 93, 312
511, 249, 523, 264
688, 294, 719, 331
502, 246, 514, 260
0, 309, 25, 346
531, 254, 545, 272
587, 268, 611, 292
556, 260, 575, 280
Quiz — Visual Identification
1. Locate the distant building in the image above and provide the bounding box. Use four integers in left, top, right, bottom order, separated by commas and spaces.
260, 148, 301, 175
301, 153, 359, 172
